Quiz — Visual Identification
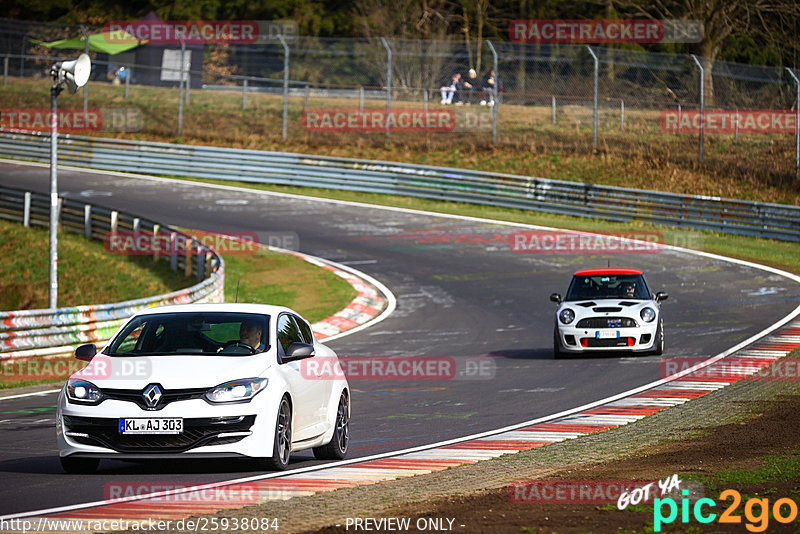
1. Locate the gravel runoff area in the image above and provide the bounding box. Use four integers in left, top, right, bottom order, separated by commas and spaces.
121, 352, 800, 534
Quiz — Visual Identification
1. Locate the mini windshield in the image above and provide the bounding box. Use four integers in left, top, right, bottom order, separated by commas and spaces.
565, 274, 651, 301
106, 312, 269, 356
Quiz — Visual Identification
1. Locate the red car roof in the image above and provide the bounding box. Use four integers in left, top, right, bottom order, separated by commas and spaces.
574, 268, 643, 276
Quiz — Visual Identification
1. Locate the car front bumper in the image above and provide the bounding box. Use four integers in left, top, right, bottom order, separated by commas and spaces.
556, 323, 658, 353
56, 394, 277, 460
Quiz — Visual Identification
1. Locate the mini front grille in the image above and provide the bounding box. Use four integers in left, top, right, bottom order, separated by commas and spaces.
582, 337, 635, 348
576, 317, 637, 328
63, 415, 256, 453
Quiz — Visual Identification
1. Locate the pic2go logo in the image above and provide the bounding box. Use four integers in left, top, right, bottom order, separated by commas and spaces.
653, 489, 799, 532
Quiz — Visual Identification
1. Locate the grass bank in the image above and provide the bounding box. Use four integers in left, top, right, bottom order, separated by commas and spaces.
1, 77, 798, 205
0, 219, 190, 310
0, 221, 356, 389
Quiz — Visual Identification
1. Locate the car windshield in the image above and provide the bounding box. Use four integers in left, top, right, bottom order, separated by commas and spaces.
565, 274, 651, 301
106, 312, 269, 356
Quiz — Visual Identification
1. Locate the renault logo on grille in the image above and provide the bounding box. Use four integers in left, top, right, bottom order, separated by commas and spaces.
142, 384, 163, 408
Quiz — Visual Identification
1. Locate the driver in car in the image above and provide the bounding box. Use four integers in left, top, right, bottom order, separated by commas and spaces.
620, 282, 636, 298
238, 320, 266, 352
218, 320, 266, 353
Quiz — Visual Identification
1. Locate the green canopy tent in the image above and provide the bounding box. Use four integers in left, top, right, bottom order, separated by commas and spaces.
29, 30, 145, 55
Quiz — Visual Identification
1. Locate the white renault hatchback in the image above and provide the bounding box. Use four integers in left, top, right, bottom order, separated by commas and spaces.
56, 303, 350, 473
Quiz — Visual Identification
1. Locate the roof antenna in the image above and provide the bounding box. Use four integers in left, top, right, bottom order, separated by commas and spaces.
235, 280, 240, 303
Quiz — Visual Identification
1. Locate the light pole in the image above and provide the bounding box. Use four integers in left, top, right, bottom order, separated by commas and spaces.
48, 53, 91, 309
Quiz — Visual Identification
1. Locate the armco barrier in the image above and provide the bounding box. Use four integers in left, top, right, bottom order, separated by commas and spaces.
0, 131, 798, 241
0, 185, 225, 360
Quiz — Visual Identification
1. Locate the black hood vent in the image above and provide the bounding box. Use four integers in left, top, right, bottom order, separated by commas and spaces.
592, 306, 622, 313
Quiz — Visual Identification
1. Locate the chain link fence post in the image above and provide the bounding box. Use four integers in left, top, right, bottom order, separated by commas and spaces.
124, 65, 130, 98
81, 25, 89, 116
691, 54, 704, 163
786, 68, 800, 181
177, 39, 185, 135
586, 46, 598, 150
3, 54, 8, 86
487, 40, 498, 145
278, 35, 289, 141
381, 37, 392, 144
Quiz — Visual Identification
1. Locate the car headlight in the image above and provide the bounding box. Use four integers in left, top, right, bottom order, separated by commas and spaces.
66, 378, 103, 405
559, 308, 575, 324
640, 307, 656, 323
205, 378, 267, 403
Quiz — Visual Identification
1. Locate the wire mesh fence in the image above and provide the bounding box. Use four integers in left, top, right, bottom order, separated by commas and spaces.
1, 19, 798, 186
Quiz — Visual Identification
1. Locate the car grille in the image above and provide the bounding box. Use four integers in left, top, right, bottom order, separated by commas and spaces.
576, 317, 637, 328
63, 415, 256, 453
100, 387, 208, 411
582, 337, 635, 348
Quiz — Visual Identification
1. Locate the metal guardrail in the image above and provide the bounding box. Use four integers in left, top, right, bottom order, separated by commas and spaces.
0, 185, 225, 359
0, 131, 798, 242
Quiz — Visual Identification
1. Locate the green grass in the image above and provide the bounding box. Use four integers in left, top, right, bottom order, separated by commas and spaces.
172, 177, 800, 275
0, 219, 355, 317
704, 451, 800, 486
221, 247, 356, 324
0, 222, 357, 390
0, 219, 191, 309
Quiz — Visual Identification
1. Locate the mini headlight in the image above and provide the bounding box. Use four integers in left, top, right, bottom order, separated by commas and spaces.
66, 378, 103, 404
559, 308, 575, 324
640, 307, 656, 323
205, 378, 267, 403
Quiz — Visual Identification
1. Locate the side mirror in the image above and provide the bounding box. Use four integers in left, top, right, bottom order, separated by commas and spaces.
284, 342, 315, 361
75, 343, 97, 361
655, 291, 669, 302
550, 293, 562, 304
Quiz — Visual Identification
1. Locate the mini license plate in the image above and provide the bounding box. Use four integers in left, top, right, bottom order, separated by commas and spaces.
119, 418, 183, 434
596, 330, 620, 339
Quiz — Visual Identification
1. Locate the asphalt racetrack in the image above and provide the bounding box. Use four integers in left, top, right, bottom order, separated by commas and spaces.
1, 160, 799, 516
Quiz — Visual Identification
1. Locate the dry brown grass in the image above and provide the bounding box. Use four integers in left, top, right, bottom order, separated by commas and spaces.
2, 77, 798, 205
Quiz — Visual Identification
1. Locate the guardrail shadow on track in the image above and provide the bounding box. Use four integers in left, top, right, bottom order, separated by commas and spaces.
0, 185, 225, 361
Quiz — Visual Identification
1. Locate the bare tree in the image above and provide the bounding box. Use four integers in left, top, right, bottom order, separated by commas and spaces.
615, 0, 800, 105
353, 0, 458, 92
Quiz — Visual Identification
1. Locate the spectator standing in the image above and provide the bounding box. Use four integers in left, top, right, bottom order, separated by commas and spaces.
481, 70, 502, 106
